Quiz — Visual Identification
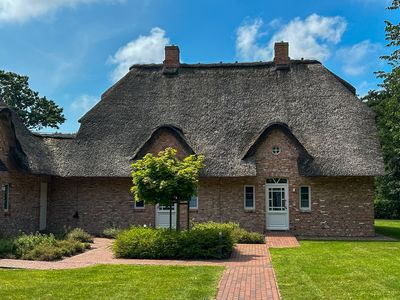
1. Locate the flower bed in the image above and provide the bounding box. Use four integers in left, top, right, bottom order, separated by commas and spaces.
0, 228, 93, 261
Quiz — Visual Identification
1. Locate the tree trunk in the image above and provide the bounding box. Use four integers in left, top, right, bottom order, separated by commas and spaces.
169, 200, 172, 231
187, 200, 190, 231
176, 199, 180, 231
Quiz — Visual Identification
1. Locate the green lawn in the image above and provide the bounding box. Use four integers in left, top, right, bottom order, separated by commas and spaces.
270, 220, 400, 300
0, 265, 224, 300
375, 219, 400, 239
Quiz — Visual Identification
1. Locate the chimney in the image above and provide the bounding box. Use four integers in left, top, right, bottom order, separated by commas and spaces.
274, 42, 290, 70
163, 45, 180, 74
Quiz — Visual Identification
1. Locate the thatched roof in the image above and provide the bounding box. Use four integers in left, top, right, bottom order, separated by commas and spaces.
0, 59, 384, 177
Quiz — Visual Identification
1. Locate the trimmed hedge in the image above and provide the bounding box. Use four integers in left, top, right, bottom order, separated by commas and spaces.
113, 226, 234, 259
192, 222, 265, 244
113, 222, 264, 260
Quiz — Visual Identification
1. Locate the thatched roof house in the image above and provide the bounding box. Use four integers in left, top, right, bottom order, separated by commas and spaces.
0, 42, 384, 236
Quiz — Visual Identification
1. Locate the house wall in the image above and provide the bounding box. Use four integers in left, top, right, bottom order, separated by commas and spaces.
0, 171, 42, 236
46, 128, 375, 237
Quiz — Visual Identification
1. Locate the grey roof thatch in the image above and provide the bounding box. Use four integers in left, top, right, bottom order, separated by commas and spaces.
1, 60, 384, 177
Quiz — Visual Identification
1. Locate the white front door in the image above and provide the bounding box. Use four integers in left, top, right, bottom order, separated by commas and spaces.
156, 204, 177, 228
266, 179, 289, 230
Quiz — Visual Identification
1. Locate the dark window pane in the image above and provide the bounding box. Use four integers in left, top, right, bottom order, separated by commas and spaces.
300, 186, 310, 209
135, 199, 145, 208
245, 186, 254, 208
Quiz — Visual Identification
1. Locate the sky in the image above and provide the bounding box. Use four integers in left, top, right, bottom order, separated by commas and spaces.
0, 0, 395, 133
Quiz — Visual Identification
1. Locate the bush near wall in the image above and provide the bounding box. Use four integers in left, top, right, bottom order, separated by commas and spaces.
0, 228, 93, 261
113, 222, 264, 260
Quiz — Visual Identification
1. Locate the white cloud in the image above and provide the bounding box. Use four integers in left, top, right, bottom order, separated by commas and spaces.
109, 27, 170, 82
71, 94, 98, 114
336, 40, 381, 76
236, 14, 347, 61
0, 0, 122, 23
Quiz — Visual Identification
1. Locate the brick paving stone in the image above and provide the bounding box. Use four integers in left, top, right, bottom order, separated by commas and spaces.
266, 231, 300, 248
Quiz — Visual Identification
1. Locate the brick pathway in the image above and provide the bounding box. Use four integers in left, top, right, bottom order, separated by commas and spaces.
0, 234, 300, 299
216, 244, 280, 300
266, 231, 300, 248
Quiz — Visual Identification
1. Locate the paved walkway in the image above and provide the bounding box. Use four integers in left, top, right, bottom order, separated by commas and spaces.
0, 234, 300, 299
266, 231, 300, 248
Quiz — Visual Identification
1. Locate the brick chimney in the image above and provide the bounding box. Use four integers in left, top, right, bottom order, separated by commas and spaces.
163, 45, 180, 74
274, 42, 290, 70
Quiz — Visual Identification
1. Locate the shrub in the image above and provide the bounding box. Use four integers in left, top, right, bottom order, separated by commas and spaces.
0, 239, 15, 258
66, 228, 93, 243
192, 222, 264, 244
113, 225, 234, 260
13, 233, 57, 258
21, 244, 64, 261
233, 228, 264, 244
374, 198, 400, 219
103, 227, 123, 239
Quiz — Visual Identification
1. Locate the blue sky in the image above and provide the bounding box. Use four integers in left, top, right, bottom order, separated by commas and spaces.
0, 0, 395, 133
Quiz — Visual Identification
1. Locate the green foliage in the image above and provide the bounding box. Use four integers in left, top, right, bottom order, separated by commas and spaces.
192, 222, 265, 244
131, 147, 204, 206
0, 229, 91, 261
130, 147, 204, 230
103, 226, 123, 239
363, 1, 400, 218
13, 232, 57, 258
0, 239, 15, 258
0, 70, 65, 130
66, 228, 93, 243
113, 225, 234, 259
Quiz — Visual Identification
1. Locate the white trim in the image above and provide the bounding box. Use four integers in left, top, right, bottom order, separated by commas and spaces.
266, 179, 289, 230
189, 195, 198, 210
299, 186, 311, 211
134, 199, 145, 209
244, 185, 255, 210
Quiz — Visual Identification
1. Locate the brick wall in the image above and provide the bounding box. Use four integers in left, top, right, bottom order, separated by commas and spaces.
0, 171, 42, 236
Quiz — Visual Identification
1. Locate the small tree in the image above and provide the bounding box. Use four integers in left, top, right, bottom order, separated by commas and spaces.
130, 147, 204, 231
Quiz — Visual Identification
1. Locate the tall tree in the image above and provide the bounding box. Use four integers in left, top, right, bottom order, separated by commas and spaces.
363, 0, 400, 218
130, 147, 204, 231
0, 70, 65, 130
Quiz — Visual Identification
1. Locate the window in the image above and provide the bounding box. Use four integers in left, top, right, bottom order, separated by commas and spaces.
272, 146, 281, 155
299, 186, 311, 211
3, 184, 9, 212
189, 195, 198, 210
244, 186, 255, 209
134, 199, 145, 209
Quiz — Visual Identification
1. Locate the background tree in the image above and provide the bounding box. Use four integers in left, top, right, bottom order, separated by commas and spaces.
0, 70, 65, 130
363, 0, 400, 218
130, 147, 205, 231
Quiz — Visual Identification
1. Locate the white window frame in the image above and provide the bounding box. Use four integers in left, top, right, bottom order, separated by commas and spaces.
134, 199, 145, 209
3, 184, 9, 212
189, 195, 198, 210
299, 186, 311, 211
244, 185, 255, 210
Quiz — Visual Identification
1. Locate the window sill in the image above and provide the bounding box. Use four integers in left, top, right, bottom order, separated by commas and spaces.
189, 208, 198, 212
299, 209, 311, 213
244, 208, 256, 212
133, 208, 146, 211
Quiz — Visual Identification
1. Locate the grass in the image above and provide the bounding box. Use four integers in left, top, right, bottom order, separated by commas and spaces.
375, 219, 400, 239
270, 219, 400, 300
0, 264, 224, 300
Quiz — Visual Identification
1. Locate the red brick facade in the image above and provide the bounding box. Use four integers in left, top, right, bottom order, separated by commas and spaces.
0, 128, 375, 237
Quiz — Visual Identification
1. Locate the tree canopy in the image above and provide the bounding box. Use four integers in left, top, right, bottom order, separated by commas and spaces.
0, 70, 65, 130
130, 147, 205, 230
363, 0, 400, 218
